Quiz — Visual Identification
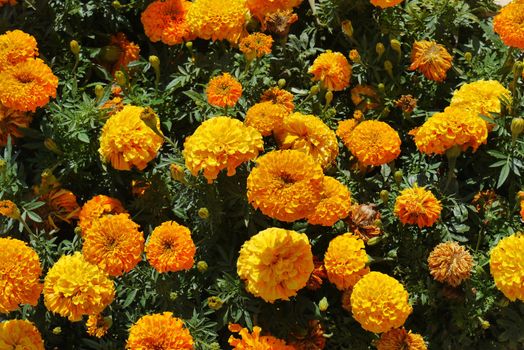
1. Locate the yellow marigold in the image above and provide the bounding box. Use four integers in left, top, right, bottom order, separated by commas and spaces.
351, 272, 412, 333
206, 73, 243, 108
370, 0, 404, 8
394, 185, 442, 228
490, 233, 524, 301
0, 237, 42, 313
0, 30, 38, 72
0, 105, 32, 146
145, 221, 196, 273
99, 105, 164, 171
83, 214, 144, 276
260, 87, 294, 112
493, 1, 524, 49
237, 227, 314, 302
309, 51, 352, 91
0, 319, 44, 350
428, 242, 474, 287
43, 252, 115, 322
0, 199, 20, 220
274, 112, 339, 169
377, 328, 427, 350
414, 107, 488, 155
0, 58, 58, 112
307, 177, 351, 226
244, 101, 289, 136
187, 0, 247, 43
86, 314, 111, 338
346, 120, 401, 166
126, 312, 193, 349
229, 323, 295, 349
246, 0, 302, 21
239, 32, 273, 60
336, 119, 358, 148
409, 40, 452, 83
183, 116, 263, 183
141, 0, 193, 45
78, 195, 126, 235
246, 150, 324, 222
324, 233, 369, 290
110, 33, 140, 74
351, 84, 380, 111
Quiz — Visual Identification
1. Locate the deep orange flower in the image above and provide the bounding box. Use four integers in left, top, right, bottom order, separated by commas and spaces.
247, 0, 302, 21
262, 8, 298, 36
86, 314, 111, 338
0, 199, 20, 220
309, 51, 352, 91
0, 0, 17, 7
0, 319, 44, 350
377, 328, 427, 350
38, 187, 81, 229
78, 194, 126, 235
141, 0, 194, 45
494, 1, 524, 49
409, 40, 452, 82
351, 85, 380, 111
110, 33, 140, 74
346, 120, 401, 166
244, 101, 289, 136
394, 185, 442, 228
229, 323, 295, 349
239, 32, 273, 60
0, 104, 32, 146
126, 312, 194, 349
428, 242, 474, 287
206, 73, 243, 108
307, 177, 351, 226
370, 0, 404, 8
0, 30, 38, 72
260, 87, 295, 112
336, 119, 358, 147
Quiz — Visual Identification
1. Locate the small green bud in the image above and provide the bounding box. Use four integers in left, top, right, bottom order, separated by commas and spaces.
378, 83, 385, 93
52, 327, 62, 335
44, 138, 63, 155
511, 117, 524, 140
197, 260, 208, 272
513, 61, 524, 78
318, 297, 329, 312
390, 39, 401, 52
380, 189, 389, 203
209, 342, 221, 350
198, 207, 209, 219
325, 91, 333, 106
170, 291, 178, 301
394, 170, 403, 184
384, 60, 393, 78
185, 41, 193, 49
112, 1, 122, 9
0, 159, 6, 169
310, 85, 320, 96
170, 164, 186, 183
376, 43, 385, 59
278, 79, 286, 88
367, 236, 383, 246
207, 296, 224, 310
74, 226, 82, 236
149, 55, 160, 71
114, 71, 126, 87
95, 84, 104, 100
464, 52, 472, 63
69, 40, 80, 56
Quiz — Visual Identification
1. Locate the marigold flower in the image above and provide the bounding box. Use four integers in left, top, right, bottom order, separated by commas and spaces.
78, 195, 126, 235
141, 0, 194, 45
37, 187, 81, 229
247, 0, 302, 21
370, 0, 404, 8
239, 32, 273, 60
274, 112, 339, 168
395, 95, 417, 113
0, 0, 17, 7
237, 227, 314, 302
349, 49, 360, 63
0, 237, 42, 313
490, 233, 524, 301
229, 323, 295, 349
0, 105, 32, 146
183, 116, 263, 183
187, 0, 247, 43
306, 257, 327, 291
346, 120, 401, 166
0, 58, 58, 112
260, 87, 295, 112
351, 85, 380, 111
86, 314, 111, 338
0, 319, 44, 350
309, 51, 352, 91
307, 177, 351, 226
336, 119, 358, 147
409, 40, 452, 82
377, 328, 427, 350
324, 233, 369, 290
244, 101, 289, 136
146, 221, 196, 273
493, 1, 524, 49
247, 150, 324, 222
262, 8, 298, 36
351, 272, 412, 333
206, 73, 243, 108
289, 320, 326, 350
428, 242, 474, 287
346, 203, 382, 242
0, 199, 20, 220
127, 312, 193, 349
99, 105, 164, 171
394, 185, 442, 228
0, 30, 38, 72
43, 252, 115, 321
110, 33, 140, 73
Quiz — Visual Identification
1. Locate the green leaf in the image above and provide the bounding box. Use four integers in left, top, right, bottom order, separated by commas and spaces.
497, 163, 510, 188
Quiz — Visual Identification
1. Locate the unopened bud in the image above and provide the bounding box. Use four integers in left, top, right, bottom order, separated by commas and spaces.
70, 40, 80, 56
464, 52, 472, 63
341, 20, 353, 38
378, 83, 385, 93
349, 49, 361, 64
207, 296, 224, 310
394, 170, 403, 184
318, 297, 329, 311
74, 226, 82, 236
376, 43, 385, 59
95, 84, 104, 100
310, 85, 320, 96
170, 291, 178, 301
0, 159, 6, 169
478, 317, 490, 329
149, 55, 160, 71
390, 39, 401, 55
513, 61, 524, 78
384, 60, 393, 78
112, 1, 122, 9
380, 189, 389, 203
52, 327, 62, 335
278, 79, 286, 88
197, 260, 208, 272
325, 91, 333, 106
115, 71, 126, 87
511, 117, 524, 140
198, 207, 209, 219
185, 41, 193, 49
367, 236, 383, 246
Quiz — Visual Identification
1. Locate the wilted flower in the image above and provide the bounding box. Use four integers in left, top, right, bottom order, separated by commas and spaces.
428, 242, 474, 287
409, 40, 452, 82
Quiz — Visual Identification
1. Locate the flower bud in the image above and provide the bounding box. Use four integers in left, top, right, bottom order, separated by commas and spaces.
149, 55, 160, 71
390, 39, 401, 54
198, 207, 209, 219
376, 43, 385, 59
478, 317, 490, 329
95, 84, 104, 100
341, 20, 353, 38
380, 189, 389, 203
511, 117, 524, 140
0, 159, 6, 170
70, 40, 80, 56
513, 61, 524, 78
170, 291, 178, 301
310, 85, 320, 96
384, 60, 393, 78
325, 91, 333, 106
394, 170, 403, 184
74, 226, 82, 236
349, 49, 361, 64
209, 343, 221, 350
464, 52, 472, 63
185, 41, 193, 49
318, 297, 329, 311
52, 327, 62, 335
278, 79, 286, 88
170, 164, 186, 183
115, 71, 126, 87
378, 83, 385, 93
197, 260, 208, 272
112, 1, 121, 9
207, 296, 224, 310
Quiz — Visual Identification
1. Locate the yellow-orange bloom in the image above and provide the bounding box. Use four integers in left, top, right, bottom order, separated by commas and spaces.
490, 233, 524, 301
260, 87, 294, 112
324, 233, 369, 290
0, 237, 42, 313
0, 199, 20, 220
351, 272, 412, 333
247, 150, 324, 222
246, 0, 302, 21
394, 185, 442, 228
141, 0, 194, 45
307, 177, 351, 226
428, 242, 473, 287
145, 221, 196, 273
370, 0, 404, 8
244, 101, 289, 136
274, 112, 339, 168
237, 227, 314, 302
0, 58, 58, 112
346, 120, 401, 166
78, 194, 126, 235
377, 328, 427, 350
86, 314, 111, 338
110, 33, 140, 73
262, 8, 298, 36
0, 30, 38, 72
0, 319, 44, 350
99, 105, 164, 171
183, 116, 263, 183
126, 312, 194, 349
409, 40, 452, 82
336, 119, 358, 148
239, 32, 273, 60
351, 84, 380, 111
309, 51, 352, 91
206, 73, 243, 108
228, 323, 295, 349
493, 1, 524, 49
43, 252, 115, 322
0, 105, 32, 146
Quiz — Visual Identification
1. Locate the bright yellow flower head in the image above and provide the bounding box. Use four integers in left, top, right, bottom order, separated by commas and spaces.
370, 0, 404, 8
99, 105, 164, 171
246, 0, 303, 21
126, 312, 194, 349
324, 233, 369, 290
377, 328, 427, 350
490, 233, 524, 301
206, 73, 243, 108
351, 271, 412, 333
141, 0, 194, 45
0, 105, 32, 147
228, 324, 295, 349
78, 194, 126, 235
274, 112, 339, 169
239, 32, 273, 60
494, 1, 524, 49
309, 51, 352, 91
428, 242, 473, 287
409, 40, 452, 83
43, 252, 115, 321
237, 227, 314, 302
0, 29, 38, 72
346, 120, 401, 166
0, 319, 44, 350
307, 176, 351, 226
394, 185, 442, 228
244, 101, 289, 136
0, 237, 43, 313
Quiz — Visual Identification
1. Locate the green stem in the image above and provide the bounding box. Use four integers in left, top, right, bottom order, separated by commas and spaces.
20, 217, 35, 236
475, 226, 485, 253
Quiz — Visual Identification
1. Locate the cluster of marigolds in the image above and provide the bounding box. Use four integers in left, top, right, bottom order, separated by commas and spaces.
1, 0, 524, 349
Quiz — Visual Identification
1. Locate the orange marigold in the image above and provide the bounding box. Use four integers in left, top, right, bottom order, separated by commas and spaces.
428, 242, 474, 287
309, 51, 352, 91
377, 328, 427, 350
126, 312, 194, 349
307, 177, 351, 226
246, 150, 324, 222
0, 0, 17, 6
78, 194, 126, 235
0, 105, 32, 146
229, 323, 295, 349
0, 319, 44, 350
351, 84, 380, 111
0, 30, 38, 72
260, 87, 295, 112
110, 33, 140, 74
409, 40, 452, 82
206, 73, 243, 108
183, 116, 263, 183
394, 185, 442, 228
336, 119, 358, 148
244, 101, 289, 136
0, 58, 58, 112
38, 187, 81, 228
493, 1, 524, 49
0, 199, 20, 220
239, 32, 273, 60
145, 221, 196, 273
262, 8, 298, 36
370, 0, 404, 8
490, 233, 524, 301
83, 214, 144, 277
141, 0, 193, 45
346, 120, 401, 166
86, 314, 111, 338
0, 237, 43, 313
247, 0, 302, 21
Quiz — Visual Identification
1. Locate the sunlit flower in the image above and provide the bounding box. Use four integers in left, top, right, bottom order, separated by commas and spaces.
370, 0, 404, 8
126, 312, 193, 349
260, 87, 294, 112
0, 319, 44, 350
428, 242, 474, 287
206, 73, 243, 108
351, 85, 380, 111
229, 323, 295, 349
0, 199, 20, 220
0, 105, 32, 146
336, 119, 358, 147
377, 328, 427, 350
110, 32, 140, 73
86, 314, 111, 338
309, 51, 351, 91
244, 101, 289, 136
78, 195, 126, 235
0, 29, 38, 72
141, 0, 193, 45
409, 40, 452, 82
262, 8, 298, 36
490, 233, 524, 301
394, 185, 442, 228
494, 1, 524, 49
239, 32, 273, 60
307, 177, 351, 226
